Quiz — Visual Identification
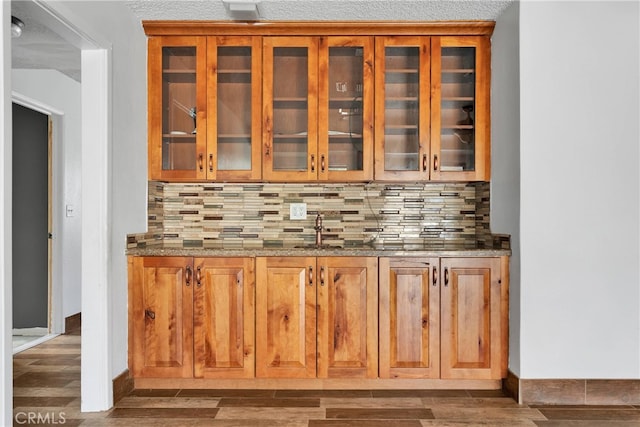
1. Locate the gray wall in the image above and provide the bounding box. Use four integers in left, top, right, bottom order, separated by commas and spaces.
12, 103, 48, 329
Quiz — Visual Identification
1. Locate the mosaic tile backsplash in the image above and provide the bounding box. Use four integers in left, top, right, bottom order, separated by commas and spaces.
128, 181, 497, 250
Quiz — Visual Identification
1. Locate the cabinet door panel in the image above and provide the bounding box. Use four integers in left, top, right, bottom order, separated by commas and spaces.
317, 257, 378, 379
256, 257, 317, 378
430, 36, 490, 181
148, 36, 207, 181
263, 37, 319, 181
374, 37, 430, 181
379, 258, 439, 379
318, 36, 374, 181
130, 257, 193, 378
207, 36, 262, 181
440, 257, 501, 379
193, 257, 255, 378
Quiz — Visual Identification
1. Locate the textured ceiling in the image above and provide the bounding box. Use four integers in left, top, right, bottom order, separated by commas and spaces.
11, 0, 82, 82
126, 0, 514, 21
11, 0, 514, 84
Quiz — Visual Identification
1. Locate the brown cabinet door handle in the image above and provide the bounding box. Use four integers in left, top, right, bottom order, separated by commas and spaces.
196, 266, 202, 287
265, 143, 271, 156
185, 265, 192, 286
198, 154, 204, 172
145, 309, 155, 320
423, 154, 428, 171
320, 154, 326, 173
433, 155, 439, 171
432, 266, 437, 286
309, 266, 313, 286
311, 154, 315, 172
208, 154, 214, 172
444, 267, 449, 286
320, 266, 325, 286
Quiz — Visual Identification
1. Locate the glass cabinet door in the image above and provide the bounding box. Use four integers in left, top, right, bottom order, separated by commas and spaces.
374, 37, 430, 181
208, 36, 261, 181
148, 36, 207, 181
263, 37, 318, 181
431, 36, 490, 181
318, 36, 374, 181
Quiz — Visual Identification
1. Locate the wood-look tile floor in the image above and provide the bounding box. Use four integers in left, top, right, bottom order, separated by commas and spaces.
13, 334, 640, 426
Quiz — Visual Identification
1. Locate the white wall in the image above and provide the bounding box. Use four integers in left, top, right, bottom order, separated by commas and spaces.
490, 1, 520, 376
55, 0, 148, 384
519, 0, 639, 378
0, 2, 13, 424
12, 69, 82, 327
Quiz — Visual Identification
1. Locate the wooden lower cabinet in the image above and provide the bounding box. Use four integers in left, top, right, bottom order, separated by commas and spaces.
255, 256, 378, 379
129, 256, 255, 379
130, 254, 507, 384
379, 257, 505, 380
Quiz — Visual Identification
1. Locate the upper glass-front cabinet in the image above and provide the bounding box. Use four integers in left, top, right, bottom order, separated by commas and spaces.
208, 36, 262, 181
318, 37, 374, 181
374, 37, 431, 181
263, 37, 318, 181
431, 36, 490, 181
263, 36, 373, 182
148, 36, 207, 181
148, 36, 261, 181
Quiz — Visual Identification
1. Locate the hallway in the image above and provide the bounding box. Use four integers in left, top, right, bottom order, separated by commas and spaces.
12, 333, 640, 426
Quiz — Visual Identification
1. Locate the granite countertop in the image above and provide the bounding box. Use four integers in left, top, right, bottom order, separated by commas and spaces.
126, 243, 511, 258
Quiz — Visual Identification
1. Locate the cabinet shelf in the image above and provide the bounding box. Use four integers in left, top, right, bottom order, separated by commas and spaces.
385, 125, 419, 130
218, 69, 251, 74
442, 125, 474, 130
442, 68, 474, 74
386, 97, 418, 102
218, 133, 252, 139
273, 97, 307, 102
163, 69, 196, 74
329, 133, 363, 139
385, 68, 419, 74
442, 97, 475, 102
163, 133, 196, 141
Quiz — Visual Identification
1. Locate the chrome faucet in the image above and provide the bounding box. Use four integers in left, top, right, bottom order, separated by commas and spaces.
314, 213, 323, 246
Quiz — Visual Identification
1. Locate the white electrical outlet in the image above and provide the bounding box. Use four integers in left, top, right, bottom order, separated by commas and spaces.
290, 203, 307, 220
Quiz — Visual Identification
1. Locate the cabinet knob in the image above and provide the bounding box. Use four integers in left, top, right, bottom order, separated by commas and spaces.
444, 267, 449, 286
145, 309, 155, 320
432, 266, 437, 286
320, 266, 325, 286
423, 154, 428, 172
309, 266, 313, 286
198, 154, 204, 172
320, 155, 326, 173
310, 154, 316, 173
433, 155, 439, 171
208, 154, 214, 173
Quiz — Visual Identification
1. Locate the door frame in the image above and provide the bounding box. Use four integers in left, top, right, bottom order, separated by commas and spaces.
11, 93, 64, 335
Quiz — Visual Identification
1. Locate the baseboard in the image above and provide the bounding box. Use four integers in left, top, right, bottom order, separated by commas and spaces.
505, 371, 640, 405
64, 312, 81, 334
113, 369, 134, 404
134, 378, 502, 390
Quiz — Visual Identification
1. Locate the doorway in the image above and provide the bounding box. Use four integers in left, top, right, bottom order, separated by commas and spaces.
11, 102, 55, 353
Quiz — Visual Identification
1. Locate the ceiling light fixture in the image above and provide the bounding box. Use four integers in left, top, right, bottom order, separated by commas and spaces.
11, 16, 25, 38
222, 0, 261, 21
